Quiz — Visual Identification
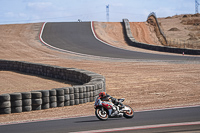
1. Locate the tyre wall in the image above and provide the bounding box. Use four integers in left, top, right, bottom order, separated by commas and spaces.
123, 16, 200, 55
0, 59, 106, 114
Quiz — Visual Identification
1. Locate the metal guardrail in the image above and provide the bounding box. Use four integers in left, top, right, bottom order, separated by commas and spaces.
123, 19, 137, 43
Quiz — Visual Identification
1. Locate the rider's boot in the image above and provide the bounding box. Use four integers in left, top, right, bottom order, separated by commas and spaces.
119, 103, 125, 110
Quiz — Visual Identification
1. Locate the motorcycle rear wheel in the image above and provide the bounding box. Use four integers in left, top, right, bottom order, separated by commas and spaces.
95, 108, 108, 121
123, 105, 134, 118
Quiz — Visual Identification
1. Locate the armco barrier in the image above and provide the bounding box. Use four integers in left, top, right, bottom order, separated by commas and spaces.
123, 19, 137, 43
0, 60, 106, 114
122, 18, 200, 55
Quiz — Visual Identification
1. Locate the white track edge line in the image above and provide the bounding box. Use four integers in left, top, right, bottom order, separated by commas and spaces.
135, 104, 200, 113
70, 121, 200, 133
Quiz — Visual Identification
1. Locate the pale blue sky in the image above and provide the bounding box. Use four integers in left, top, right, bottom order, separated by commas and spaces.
0, 0, 195, 24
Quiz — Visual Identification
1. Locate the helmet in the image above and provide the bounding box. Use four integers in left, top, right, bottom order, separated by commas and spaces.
99, 92, 106, 98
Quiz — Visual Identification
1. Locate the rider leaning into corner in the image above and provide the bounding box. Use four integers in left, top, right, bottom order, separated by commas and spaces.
98, 92, 125, 116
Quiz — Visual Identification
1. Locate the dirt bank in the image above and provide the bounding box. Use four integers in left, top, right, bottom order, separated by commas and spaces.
93, 21, 182, 55
158, 14, 200, 49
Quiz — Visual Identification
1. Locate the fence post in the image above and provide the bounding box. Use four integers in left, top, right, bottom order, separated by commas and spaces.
184, 40, 186, 49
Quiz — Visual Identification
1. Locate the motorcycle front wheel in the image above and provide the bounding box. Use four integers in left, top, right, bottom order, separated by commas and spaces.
123, 105, 134, 118
95, 108, 108, 121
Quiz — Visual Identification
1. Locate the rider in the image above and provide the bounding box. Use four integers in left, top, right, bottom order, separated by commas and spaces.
98, 92, 124, 116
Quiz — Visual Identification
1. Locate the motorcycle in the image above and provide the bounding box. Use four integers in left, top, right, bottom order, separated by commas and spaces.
94, 97, 134, 121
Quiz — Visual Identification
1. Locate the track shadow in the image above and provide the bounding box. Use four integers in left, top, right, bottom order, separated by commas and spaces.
75, 118, 122, 123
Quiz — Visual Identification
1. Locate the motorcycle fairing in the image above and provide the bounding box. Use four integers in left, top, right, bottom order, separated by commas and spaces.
122, 106, 131, 111
102, 101, 113, 109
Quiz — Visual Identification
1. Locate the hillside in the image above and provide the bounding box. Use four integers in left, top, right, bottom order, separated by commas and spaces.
158, 14, 200, 49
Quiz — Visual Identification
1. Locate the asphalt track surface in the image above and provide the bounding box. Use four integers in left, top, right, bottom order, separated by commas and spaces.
41, 22, 200, 62
0, 106, 200, 133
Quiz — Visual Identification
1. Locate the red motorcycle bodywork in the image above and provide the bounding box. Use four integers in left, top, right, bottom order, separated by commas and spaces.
102, 101, 113, 110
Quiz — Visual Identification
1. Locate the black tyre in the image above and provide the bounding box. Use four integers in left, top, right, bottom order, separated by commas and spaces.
69, 87, 74, 94
70, 100, 74, 106
65, 95, 70, 101
22, 106, 32, 112
11, 106, 22, 113
79, 99, 83, 104
57, 96, 64, 102
50, 96, 57, 102
11, 100, 22, 107
22, 99, 31, 106
56, 89, 64, 96
95, 108, 108, 121
70, 94, 74, 100
123, 105, 134, 119
83, 98, 87, 103
74, 93, 79, 99
57, 102, 64, 107
21, 92, 31, 99
0, 108, 11, 114
32, 105, 41, 110
90, 91, 94, 97
90, 97, 94, 102
0, 94, 10, 101
42, 103, 50, 109
63, 87, 69, 94
31, 92, 42, 99
79, 93, 84, 99
83, 87, 86, 92
86, 98, 90, 103
32, 99, 42, 105
40, 90, 49, 97
64, 101, 70, 106
49, 89, 56, 96
79, 87, 84, 93
50, 102, 57, 108
10, 93, 22, 100
86, 85, 92, 92
75, 99, 79, 105
73, 86, 79, 93
86, 92, 90, 98
0, 101, 11, 108
42, 97, 49, 103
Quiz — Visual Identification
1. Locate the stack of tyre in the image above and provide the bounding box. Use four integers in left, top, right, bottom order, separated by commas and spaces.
10, 93, 22, 113
56, 89, 65, 107
22, 92, 32, 112
0, 84, 103, 114
0, 94, 11, 114
49, 89, 57, 108
31, 92, 42, 110
40, 90, 50, 109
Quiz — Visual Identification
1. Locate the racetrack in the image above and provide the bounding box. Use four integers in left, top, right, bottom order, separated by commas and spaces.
41, 22, 200, 62
0, 106, 200, 133
1, 21, 198, 132
1, 21, 200, 132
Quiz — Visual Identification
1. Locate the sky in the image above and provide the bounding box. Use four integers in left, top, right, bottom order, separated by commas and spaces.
0, 0, 196, 24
